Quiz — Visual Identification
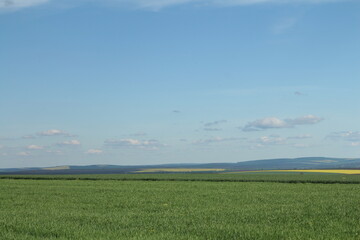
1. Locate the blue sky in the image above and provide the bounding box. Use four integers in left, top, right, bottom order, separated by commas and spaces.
1, 0, 359, 168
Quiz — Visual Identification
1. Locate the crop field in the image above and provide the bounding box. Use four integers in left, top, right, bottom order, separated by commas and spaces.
0, 176, 360, 239
1, 174, 360, 239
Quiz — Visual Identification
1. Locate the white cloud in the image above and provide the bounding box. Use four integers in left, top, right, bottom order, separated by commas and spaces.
0, 0, 48, 9
26, 145, 44, 150
243, 117, 288, 131
86, 149, 103, 154
57, 140, 81, 146
243, 115, 323, 131
37, 129, 74, 137
350, 142, 360, 147
104, 139, 165, 149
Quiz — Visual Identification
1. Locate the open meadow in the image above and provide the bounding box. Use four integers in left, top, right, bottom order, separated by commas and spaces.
1, 173, 360, 239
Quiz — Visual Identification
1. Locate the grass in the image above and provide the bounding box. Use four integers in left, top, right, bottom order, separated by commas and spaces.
1, 175, 360, 239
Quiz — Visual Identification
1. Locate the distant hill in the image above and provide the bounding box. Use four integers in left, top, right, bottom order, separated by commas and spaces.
230, 157, 360, 170
0, 157, 359, 175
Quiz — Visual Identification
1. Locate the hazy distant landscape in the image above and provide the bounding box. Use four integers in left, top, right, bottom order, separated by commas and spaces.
1, 157, 360, 175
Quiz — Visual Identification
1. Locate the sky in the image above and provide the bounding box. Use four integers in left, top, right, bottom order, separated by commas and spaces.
1, 0, 360, 168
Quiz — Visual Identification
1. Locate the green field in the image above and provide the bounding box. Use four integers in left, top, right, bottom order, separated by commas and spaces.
1, 174, 360, 239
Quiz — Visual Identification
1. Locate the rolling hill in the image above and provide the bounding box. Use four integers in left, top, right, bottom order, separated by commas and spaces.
1, 157, 360, 175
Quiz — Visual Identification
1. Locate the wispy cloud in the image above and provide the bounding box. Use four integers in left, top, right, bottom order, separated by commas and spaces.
128, 132, 147, 137
122, 0, 353, 10
249, 134, 313, 149
0, 0, 48, 10
294, 91, 307, 96
192, 137, 244, 145
204, 120, 227, 127
0, 136, 17, 141
2, 130, 75, 141
37, 129, 75, 137
104, 139, 165, 149
203, 127, 222, 131
46, 150, 63, 154
16, 151, 31, 156
26, 145, 44, 150
350, 142, 360, 147
202, 120, 227, 131
287, 134, 312, 140
86, 149, 103, 154
327, 131, 360, 143
242, 115, 323, 131
328, 131, 360, 141
1, 0, 350, 11
286, 115, 323, 125
292, 143, 310, 148
272, 17, 297, 34
56, 140, 81, 146
255, 135, 286, 146
22, 135, 36, 139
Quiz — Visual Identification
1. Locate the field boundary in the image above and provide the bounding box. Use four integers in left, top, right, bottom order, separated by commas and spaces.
1, 175, 360, 184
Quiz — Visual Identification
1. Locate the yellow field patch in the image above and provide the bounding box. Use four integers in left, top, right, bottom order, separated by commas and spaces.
43, 166, 70, 170
136, 168, 225, 173
249, 169, 360, 175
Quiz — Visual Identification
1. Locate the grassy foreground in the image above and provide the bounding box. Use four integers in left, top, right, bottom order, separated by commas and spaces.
1, 178, 360, 239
